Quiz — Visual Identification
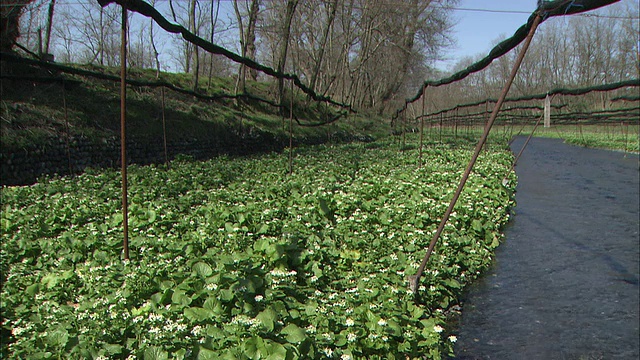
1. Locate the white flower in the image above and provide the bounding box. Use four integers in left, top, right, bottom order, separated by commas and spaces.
347, 332, 357, 342
345, 318, 355, 326
205, 283, 218, 291
377, 318, 387, 326
341, 354, 352, 360
305, 324, 317, 334
191, 325, 203, 336
448, 335, 457, 343
254, 295, 264, 302
323, 347, 334, 357
434, 325, 444, 333
11, 327, 26, 336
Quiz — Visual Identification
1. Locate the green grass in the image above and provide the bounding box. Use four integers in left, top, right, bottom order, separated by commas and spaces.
514, 124, 640, 153
398, 123, 640, 153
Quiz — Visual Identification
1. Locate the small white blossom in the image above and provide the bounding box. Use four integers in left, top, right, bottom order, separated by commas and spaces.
345, 318, 354, 327
205, 283, 218, 291
323, 347, 334, 357
377, 318, 387, 326
434, 325, 444, 333
448, 335, 457, 343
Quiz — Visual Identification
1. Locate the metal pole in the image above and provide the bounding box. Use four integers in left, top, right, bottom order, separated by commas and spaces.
419, 87, 425, 168
62, 80, 71, 175
402, 110, 406, 151
439, 112, 443, 142
507, 111, 545, 178
289, 79, 293, 174
411, 14, 542, 298
161, 87, 168, 166
454, 108, 458, 138
120, 5, 129, 260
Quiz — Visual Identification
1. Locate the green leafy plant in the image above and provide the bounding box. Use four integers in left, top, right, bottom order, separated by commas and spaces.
1, 136, 516, 359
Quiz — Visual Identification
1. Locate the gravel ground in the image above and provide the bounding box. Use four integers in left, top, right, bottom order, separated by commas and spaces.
452, 136, 640, 360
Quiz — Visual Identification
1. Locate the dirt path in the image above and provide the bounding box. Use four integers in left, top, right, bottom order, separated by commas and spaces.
452, 136, 640, 359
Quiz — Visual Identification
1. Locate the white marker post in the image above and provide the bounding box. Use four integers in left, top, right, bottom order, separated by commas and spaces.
544, 94, 551, 128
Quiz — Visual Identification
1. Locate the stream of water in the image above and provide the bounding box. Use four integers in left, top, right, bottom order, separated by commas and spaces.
452, 137, 639, 359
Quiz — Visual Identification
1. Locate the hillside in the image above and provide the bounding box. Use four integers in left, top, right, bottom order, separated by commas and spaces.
0, 59, 384, 185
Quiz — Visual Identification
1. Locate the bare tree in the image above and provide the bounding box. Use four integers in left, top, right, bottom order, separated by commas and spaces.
276, 0, 299, 106
1, 0, 36, 51
189, 0, 199, 91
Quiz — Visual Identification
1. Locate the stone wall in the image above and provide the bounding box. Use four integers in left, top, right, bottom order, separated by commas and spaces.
1, 131, 372, 186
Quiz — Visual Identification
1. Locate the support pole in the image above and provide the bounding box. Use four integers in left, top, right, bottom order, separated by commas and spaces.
120, 6, 129, 260
288, 78, 293, 174
402, 110, 406, 151
411, 14, 542, 298
62, 80, 71, 175
419, 86, 425, 168
161, 87, 168, 166
506, 111, 545, 180
439, 112, 443, 142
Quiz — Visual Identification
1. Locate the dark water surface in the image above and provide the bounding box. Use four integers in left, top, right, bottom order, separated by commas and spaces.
452, 137, 640, 359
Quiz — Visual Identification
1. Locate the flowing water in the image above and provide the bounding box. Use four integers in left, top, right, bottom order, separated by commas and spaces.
452, 136, 640, 359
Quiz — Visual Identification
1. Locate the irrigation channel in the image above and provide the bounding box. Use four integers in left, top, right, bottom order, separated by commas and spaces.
451, 136, 639, 359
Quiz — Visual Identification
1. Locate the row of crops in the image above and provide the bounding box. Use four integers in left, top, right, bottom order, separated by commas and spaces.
1, 136, 516, 359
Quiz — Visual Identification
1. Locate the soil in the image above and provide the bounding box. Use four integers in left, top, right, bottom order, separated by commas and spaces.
452, 136, 640, 359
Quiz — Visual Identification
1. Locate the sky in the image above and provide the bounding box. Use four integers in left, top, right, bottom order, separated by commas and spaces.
434, 0, 537, 70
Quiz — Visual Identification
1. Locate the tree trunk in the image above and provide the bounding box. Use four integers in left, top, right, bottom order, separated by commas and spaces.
277, 0, 299, 108
0, 0, 35, 51
245, 0, 260, 81
43, 0, 56, 55
309, 0, 337, 94
99, 7, 104, 65
233, 0, 246, 94
190, 0, 199, 91
207, 0, 220, 89
150, 0, 160, 78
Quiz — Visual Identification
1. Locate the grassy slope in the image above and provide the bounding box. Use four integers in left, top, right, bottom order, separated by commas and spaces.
1, 61, 636, 157
0, 62, 386, 152
531, 125, 640, 153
